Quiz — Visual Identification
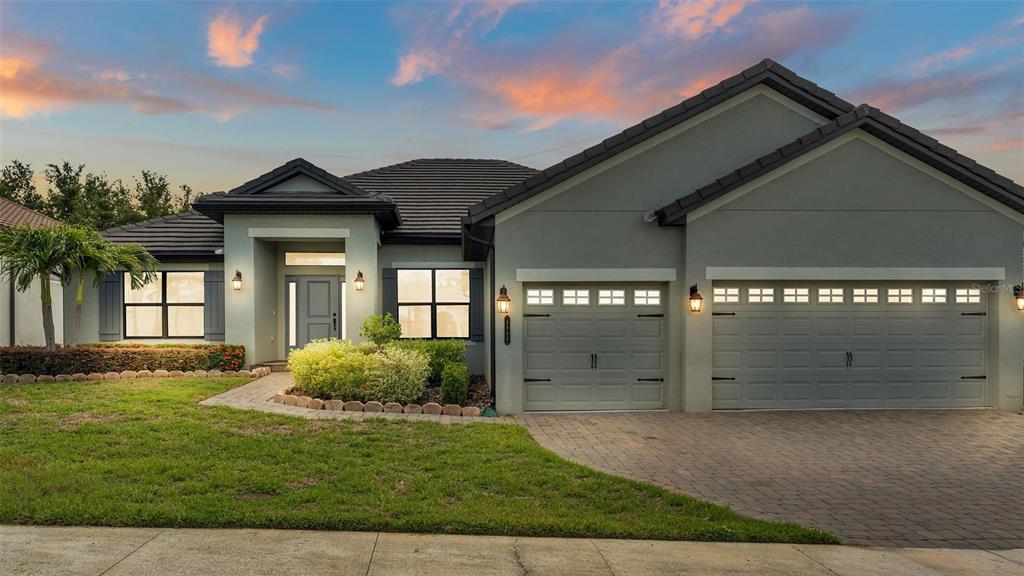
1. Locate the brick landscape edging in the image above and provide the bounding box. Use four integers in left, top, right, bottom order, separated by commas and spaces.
272, 393, 484, 418
0, 366, 272, 385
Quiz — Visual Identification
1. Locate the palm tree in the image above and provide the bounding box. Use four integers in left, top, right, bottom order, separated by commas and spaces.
61, 228, 157, 346
0, 225, 70, 351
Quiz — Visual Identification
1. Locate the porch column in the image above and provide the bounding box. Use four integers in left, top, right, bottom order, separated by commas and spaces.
223, 215, 257, 366
344, 219, 379, 342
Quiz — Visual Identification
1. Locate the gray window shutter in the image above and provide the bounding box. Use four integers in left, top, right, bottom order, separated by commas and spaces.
382, 268, 398, 320
204, 270, 225, 341
470, 268, 484, 342
98, 273, 123, 342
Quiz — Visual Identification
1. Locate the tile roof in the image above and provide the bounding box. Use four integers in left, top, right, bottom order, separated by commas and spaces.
104, 211, 224, 262
0, 198, 60, 228
344, 158, 539, 242
655, 104, 1024, 224
465, 58, 855, 224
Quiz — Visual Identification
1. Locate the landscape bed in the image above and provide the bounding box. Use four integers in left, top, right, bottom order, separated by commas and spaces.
0, 377, 837, 543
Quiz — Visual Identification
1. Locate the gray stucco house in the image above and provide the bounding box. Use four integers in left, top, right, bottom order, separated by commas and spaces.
67, 59, 1024, 414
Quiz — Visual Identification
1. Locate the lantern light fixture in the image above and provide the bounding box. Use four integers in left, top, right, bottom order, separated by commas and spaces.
688, 284, 704, 313
354, 271, 365, 291
497, 285, 512, 315
1014, 284, 1024, 311
231, 270, 242, 291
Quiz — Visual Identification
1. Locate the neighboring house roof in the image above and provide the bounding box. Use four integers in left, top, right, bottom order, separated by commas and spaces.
0, 197, 60, 228
104, 211, 224, 262
344, 159, 539, 243
464, 58, 856, 225
656, 105, 1024, 225
192, 158, 402, 229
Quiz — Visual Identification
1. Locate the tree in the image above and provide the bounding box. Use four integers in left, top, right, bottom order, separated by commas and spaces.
0, 160, 46, 211
43, 161, 87, 225
60, 227, 157, 346
135, 170, 174, 220
82, 173, 141, 230
177, 184, 194, 213
0, 225, 70, 351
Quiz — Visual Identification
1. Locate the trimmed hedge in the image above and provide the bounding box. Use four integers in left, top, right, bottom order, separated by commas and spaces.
0, 343, 245, 375
440, 362, 469, 405
289, 339, 429, 403
395, 339, 467, 384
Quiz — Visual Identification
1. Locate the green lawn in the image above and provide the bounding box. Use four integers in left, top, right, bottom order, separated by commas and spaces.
0, 377, 836, 543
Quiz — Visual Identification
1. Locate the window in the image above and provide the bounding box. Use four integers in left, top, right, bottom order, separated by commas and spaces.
921, 288, 947, 304
783, 288, 809, 303
852, 288, 879, 303
284, 252, 345, 266
526, 289, 554, 305
124, 272, 204, 338
634, 290, 661, 306
713, 287, 739, 303
956, 288, 981, 304
747, 287, 774, 303
888, 288, 913, 304
563, 289, 589, 305
397, 269, 469, 338
818, 288, 844, 304
598, 289, 625, 305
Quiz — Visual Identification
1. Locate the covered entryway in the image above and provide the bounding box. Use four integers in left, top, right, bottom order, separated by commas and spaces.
523, 283, 665, 411
286, 275, 342, 352
712, 282, 988, 409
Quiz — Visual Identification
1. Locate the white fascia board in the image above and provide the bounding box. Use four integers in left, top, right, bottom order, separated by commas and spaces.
705, 267, 1006, 281
248, 227, 351, 239
516, 268, 678, 282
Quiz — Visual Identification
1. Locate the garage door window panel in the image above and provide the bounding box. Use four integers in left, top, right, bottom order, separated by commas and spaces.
397, 269, 470, 339
527, 289, 554, 305
784, 288, 810, 303
563, 289, 590, 305
888, 288, 914, 304
853, 288, 879, 303
714, 287, 739, 303
598, 290, 625, 305
748, 288, 774, 303
634, 290, 661, 305
956, 288, 981, 304
922, 288, 947, 304
818, 288, 844, 304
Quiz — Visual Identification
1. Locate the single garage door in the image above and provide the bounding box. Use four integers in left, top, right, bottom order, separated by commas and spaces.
712, 282, 988, 409
523, 284, 665, 411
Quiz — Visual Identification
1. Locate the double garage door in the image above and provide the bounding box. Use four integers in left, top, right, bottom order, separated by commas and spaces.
713, 282, 988, 409
523, 283, 665, 411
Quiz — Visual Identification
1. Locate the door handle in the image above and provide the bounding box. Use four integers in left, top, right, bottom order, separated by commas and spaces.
332, 313, 337, 331
845, 352, 851, 367
591, 353, 597, 370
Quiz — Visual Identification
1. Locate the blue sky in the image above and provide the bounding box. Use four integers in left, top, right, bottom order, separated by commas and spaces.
1, 1, 1022, 193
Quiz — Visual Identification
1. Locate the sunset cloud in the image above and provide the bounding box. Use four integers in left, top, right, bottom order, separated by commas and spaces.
851, 59, 1022, 112
652, 0, 753, 40
207, 10, 268, 68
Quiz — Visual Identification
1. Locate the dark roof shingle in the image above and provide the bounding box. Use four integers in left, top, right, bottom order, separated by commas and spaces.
104, 211, 224, 261
0, 198, 60, 228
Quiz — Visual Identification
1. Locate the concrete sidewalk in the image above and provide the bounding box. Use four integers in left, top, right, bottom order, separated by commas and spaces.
2, 526, 1022, 576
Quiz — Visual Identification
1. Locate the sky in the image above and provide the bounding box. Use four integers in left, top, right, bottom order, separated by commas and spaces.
1, 0, 1022, 195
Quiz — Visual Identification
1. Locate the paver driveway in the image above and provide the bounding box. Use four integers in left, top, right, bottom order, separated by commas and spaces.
519, 409, 1024, 549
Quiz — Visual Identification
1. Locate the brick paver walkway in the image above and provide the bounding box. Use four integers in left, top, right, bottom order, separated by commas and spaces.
200, 372, 510, 424
519, 410, 1024, 549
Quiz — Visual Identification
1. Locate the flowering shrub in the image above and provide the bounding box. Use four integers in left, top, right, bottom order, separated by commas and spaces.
0, 343, 246, 375
288, 339, 428, 403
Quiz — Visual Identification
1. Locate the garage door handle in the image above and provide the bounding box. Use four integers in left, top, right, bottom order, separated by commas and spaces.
960, 375, 987, 380
524, 378, 551, 382
712, 312, 736, 316
524, 313, 550, 318
591, 353, 597, 370
711, 377, 736, 381
637, 313, 664, 318
961, 312, 986, 316
637, 378, 664, 382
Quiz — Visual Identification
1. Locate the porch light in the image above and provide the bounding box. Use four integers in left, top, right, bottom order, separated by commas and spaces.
231, 270, 242, 291
354, 271, 365, 291
688, 284, 704, 313
1015, 285, 1024, 311
497, 285, 512, 315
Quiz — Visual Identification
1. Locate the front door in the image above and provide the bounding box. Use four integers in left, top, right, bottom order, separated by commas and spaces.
288, 276, 340, 351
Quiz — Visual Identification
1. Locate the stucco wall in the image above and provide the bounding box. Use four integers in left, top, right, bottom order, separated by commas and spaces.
492, 88, 827, 413
2, 276, 64, 346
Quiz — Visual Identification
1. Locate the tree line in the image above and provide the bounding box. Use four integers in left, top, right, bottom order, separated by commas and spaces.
0, 160, 194, 230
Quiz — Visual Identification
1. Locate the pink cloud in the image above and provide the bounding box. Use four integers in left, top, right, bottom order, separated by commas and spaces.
652, 0, 754, 40
207, 10, 269, 68
391, 49, 446, 86
985, 137, 1024, 152
851, 59, 1022, 112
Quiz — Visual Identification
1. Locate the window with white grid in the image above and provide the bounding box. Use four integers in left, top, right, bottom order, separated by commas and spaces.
956, 288, 981, 304
562, 289, 589, 305
526, 289, 554, 305
747, 287, 774, 303
783, 288, 810, 303
852, 288, 879, 303
598, 289, 625, 305
634, 290, 661, 305
921, 288, 947, 304
713, 287, 739, 303
818, 288, 844, 304
888, 288, 913, 304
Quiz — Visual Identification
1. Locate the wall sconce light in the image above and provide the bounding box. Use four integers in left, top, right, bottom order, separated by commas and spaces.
231, 270, 242, 291
1014, 285, 1024, 311
688, 284, 704, 313
497, 285, 512, 345
354, 271, 365, 291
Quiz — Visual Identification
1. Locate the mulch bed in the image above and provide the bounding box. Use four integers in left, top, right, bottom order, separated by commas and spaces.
288, 374, 492, 409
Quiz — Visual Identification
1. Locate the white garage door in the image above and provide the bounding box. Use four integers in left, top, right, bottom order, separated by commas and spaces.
523, 284, 665, 411
712, 282, 988, 409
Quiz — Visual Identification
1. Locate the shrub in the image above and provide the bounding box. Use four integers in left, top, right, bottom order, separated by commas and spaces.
360, 313, 402, 347
368, 344, 430, 404
395, 339, 466, 384
0, 343, 245, 375
440, 362, 469, 405
288, 339, 429, 403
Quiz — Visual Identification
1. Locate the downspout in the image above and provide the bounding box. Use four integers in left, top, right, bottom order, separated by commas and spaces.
464, 224, 497, 410
8, 280, 14, 346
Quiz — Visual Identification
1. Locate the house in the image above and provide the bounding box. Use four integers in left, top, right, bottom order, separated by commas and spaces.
0, 198, 64, 347
66, 59, 1024, 413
